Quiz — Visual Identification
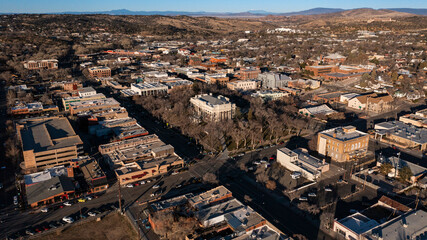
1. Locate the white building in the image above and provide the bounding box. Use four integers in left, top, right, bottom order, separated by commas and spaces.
227, 80, 258, 91
299, 104, 337, 117
130, 83, 168, 96
251, 90, 289, 102
277, 148, 329, 181
78, 87, 97, 97
190, 94, 236, 122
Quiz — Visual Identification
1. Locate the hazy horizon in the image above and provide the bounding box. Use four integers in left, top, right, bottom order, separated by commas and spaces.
3, 0, 427, 14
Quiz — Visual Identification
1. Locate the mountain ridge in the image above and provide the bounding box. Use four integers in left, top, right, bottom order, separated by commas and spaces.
1, 7, 426, 16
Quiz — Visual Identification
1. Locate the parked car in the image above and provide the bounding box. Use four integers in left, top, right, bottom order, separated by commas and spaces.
152, 185, 160, 189
63, 201, 72, 207
25, 229, 35, 236
126, 184, 134, 188
86, 196, 93, 201
140, 181, 146, 185
308, 193, 317, 197
88, 212, 97, 217
78, 198, 87, 203
49, 223, 58, 229
298, 197, 308, 201
13, 196, 18, 205
324, 187, 333, 192
291, 172, 302, 179
62, 216, 74, 224
41, 207, 49, 213
367, 169, 375, 174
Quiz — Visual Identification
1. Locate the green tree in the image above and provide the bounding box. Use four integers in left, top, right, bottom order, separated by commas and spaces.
380, 163, 393, 176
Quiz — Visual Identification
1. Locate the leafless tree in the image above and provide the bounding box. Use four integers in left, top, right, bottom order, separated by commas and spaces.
203, 172, 218, 185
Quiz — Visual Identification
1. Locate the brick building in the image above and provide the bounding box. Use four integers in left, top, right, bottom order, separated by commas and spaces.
317, 126, 369, 162
88, 66, 111, 78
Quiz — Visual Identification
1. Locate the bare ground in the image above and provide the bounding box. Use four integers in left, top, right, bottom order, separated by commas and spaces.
33, 213, 138, 240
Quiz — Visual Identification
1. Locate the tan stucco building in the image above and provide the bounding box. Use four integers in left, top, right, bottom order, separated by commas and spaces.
17, 117, 83, 172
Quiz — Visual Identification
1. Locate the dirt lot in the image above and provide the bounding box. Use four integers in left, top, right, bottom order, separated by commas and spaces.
34, 213, 138, 240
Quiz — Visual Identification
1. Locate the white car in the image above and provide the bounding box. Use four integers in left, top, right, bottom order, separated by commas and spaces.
152, 185, 160, 189
86, 196, 93, 201
324, 187, 333, 192
308, 193, 317, 197
41, 207, 49, 213
291, 172, 302, 179
253, 161, 261, 165
63, 201, 72, 207
146, 180, 151, 183
88, 212, 97, 217
367, 169, 375, 174
126, 184, 134, 188
62, 216, 74, 224
299, 197, 308, 201
140, 181, 146, 185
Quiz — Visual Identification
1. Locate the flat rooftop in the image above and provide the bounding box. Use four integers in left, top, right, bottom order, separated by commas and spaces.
99, 134, 159, 152
192, 94, 231, 106
115, 154, 182, 175
196, 198, 244, 224
150, 193, 194, 212
19, 117, 83, 152
24, 166, 68, 186
26, 176, 75, 205
233, 225, 283, 240
320, 126, 367, 141
189, 185, 232, 209
375, 121, 427, 144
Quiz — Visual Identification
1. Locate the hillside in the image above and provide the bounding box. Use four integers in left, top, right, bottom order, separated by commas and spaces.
262, 8, 417, 27
9, 14, 275, 37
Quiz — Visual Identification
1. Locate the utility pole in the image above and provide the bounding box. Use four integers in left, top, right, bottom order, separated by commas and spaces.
118, 182, 123, 214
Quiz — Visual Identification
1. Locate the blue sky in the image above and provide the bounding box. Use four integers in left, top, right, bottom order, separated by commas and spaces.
2, 0, 427, 13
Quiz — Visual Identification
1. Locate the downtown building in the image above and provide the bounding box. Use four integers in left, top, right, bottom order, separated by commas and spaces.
99, 134, 183, 186
190, 93, 236, 122
317, 126, 369, 162
23, 59, 58, 70
16, 117, 83, 172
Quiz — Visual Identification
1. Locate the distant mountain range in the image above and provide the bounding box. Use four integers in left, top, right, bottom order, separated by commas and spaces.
2, 7, 427, 17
